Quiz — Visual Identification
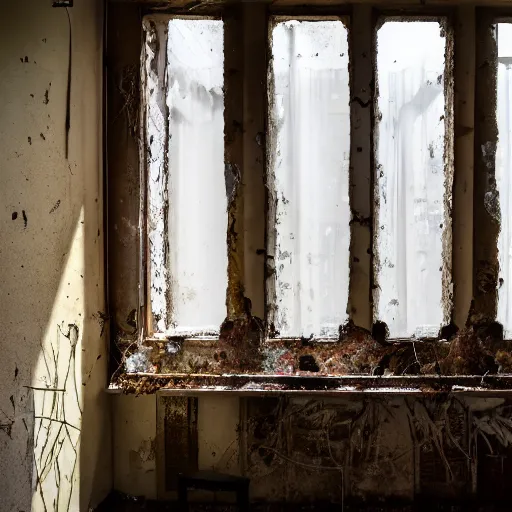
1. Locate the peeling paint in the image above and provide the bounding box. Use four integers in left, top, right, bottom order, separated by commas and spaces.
474, 17, 500, 324
144, 18, 170, 334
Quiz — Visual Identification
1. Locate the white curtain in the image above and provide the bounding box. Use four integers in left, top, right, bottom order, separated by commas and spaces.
271, 21, 350, 338
166, 19, 227, 334
376, 22, 446, 338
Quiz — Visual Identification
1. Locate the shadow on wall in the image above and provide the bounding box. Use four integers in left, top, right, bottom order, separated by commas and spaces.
0, 1, 110, 511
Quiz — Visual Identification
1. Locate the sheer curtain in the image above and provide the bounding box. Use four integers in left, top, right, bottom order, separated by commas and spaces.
376, 22, 447, 338
166, 20, 227, 334
271, 21, 351, 338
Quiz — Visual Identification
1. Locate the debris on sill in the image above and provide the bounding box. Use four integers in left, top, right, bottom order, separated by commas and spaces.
111, 292, 512, 395
109, 373, 512, 397
111, 316, 512, 394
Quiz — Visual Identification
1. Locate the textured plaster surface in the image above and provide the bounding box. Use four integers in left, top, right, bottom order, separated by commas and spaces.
0, 1, 110, 510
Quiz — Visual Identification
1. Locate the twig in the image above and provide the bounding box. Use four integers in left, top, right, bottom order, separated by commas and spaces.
24, 386, 66, 392
34, 417, 80, 432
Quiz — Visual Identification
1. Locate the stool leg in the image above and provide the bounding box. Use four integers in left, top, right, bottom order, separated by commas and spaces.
237, 483, 249, 512
178, 479, 188, 512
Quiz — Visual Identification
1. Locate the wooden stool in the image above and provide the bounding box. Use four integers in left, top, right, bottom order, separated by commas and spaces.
177, 470, 250, 511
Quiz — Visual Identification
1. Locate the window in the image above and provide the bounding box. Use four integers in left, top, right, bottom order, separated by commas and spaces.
144, 17, 228, 337
107, 3, 512, 383
374, 20, 453, 339
268, 18, 351, 339
142, 14, 455, 343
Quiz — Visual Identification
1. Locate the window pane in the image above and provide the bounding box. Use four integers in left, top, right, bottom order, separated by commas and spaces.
375, 21, 449, 338
166, 19, 227, 334
269, 20, 350, 338
497, 23, 512, 338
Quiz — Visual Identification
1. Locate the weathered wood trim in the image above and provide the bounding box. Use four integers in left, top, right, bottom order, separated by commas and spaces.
224, 5, 246, 320
349, 4, 373, 331
473, 10, 499, 323
242, 3, 267, 320
106, 2, 143, 374
453, 5, 475, 328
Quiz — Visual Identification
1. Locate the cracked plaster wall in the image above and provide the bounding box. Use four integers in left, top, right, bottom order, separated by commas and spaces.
0, 1, 110, 511
112, 393, 512, 504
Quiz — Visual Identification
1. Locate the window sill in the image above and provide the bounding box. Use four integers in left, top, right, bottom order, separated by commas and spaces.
107, 373, 512, 396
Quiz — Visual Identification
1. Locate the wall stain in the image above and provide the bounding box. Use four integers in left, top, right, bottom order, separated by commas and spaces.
44, 83, 51, 105
49, 200, 61, 214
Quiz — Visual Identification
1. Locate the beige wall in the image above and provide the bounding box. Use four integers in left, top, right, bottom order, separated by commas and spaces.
113, 394, 157, 499
112, 394, 241, 501
0, 1, 110, 511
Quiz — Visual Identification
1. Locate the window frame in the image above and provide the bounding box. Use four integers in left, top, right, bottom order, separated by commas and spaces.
106, 0, 512, 388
